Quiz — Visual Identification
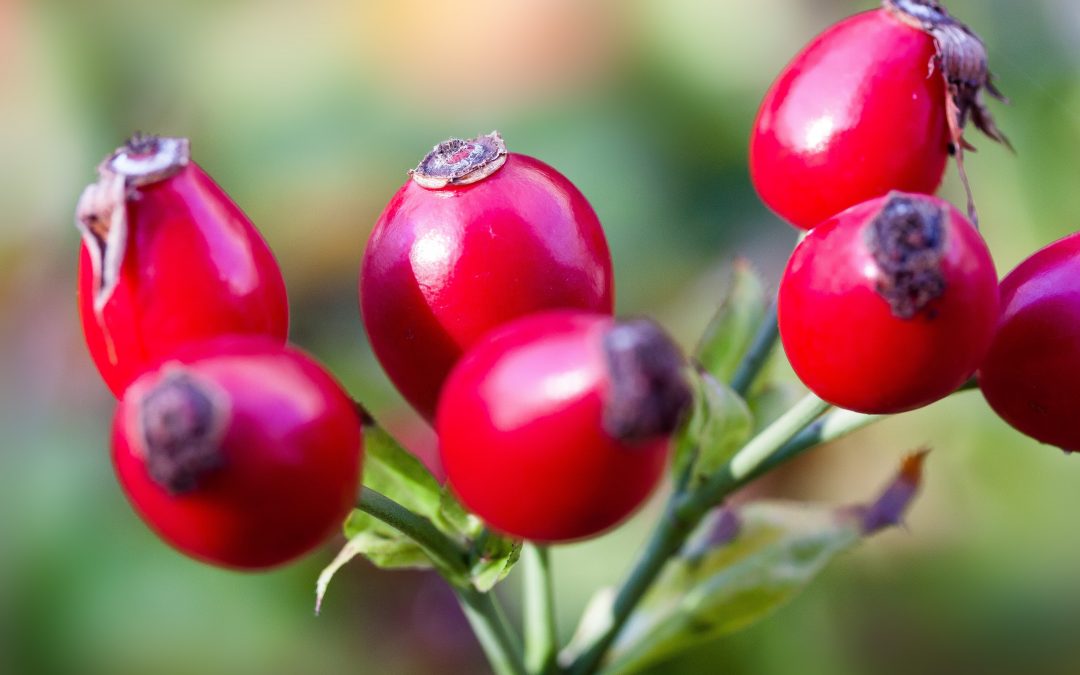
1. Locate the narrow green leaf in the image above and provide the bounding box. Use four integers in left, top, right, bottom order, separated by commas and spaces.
694, 260, 767, 383
746, 379, 804, 434
355, 424, 521, 592
362, 425, 482, 545
673, 369, 753, 486
361, 425, 445, 522
604, 453, 927, 674
561, 588, 617, 664
437, 484, 480, 537
318, 512, 434, 614
341, 511, 433, 567
470, 536, 523, 593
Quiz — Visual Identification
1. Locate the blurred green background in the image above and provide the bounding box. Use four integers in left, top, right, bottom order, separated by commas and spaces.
4, 0, 1080, 673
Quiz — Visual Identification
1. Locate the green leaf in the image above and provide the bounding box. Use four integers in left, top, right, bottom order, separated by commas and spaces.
362, 425, 483, 542
603, 453, 928, 674
317, 512, 434, 614
349, 425, 522, 592
437, 484, 480, 537
673, 369, 753, 487
361, 425, 445, 522
694, 260, 767, 383
340, 511, 434, 569
358, 425, 522, 587
470, 534, 523, 593
561, 588, 617, 664
746, 379, 803, 434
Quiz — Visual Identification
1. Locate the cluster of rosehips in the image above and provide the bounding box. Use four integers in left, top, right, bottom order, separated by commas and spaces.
75, 126, 693, 569
73, 0, 1078, 582
753, 1, 1080, 455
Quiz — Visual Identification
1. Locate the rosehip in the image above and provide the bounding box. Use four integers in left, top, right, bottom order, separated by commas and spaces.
750, 0, 1008, 229
437, 311, 691, 542
76, 135, 289, 396
360, 132, 614, 421
112, 336, 361, 569
979, 233, 1080, 452
778, 192, 998, 414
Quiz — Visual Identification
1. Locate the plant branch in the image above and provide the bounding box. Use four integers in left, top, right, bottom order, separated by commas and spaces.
747, 408, 880, 482
459, 587, 529, 675
570, 380, 983, 672
729, 294, 780, 397
567, 393, 831, 674
523, 544, 559, 674
356, 487, 470, 578
747, 380, 979, 483
356, 487, 527, 675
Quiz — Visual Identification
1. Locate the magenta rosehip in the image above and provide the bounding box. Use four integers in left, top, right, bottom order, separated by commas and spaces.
76, 135, 289, 396
750, 0, 1007, 229
437, 311, 691, 542
979, 232, 1080, 451
360, 132, 614, 421
778, 192, 999, 413
112, 336, 361, 569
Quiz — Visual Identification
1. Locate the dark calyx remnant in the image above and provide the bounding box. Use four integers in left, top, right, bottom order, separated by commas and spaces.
867, 193, 947, 320
139, 369, 227, 494
124, 131, 162, 157
410, 131, 507, 189
602, 319, 693, 444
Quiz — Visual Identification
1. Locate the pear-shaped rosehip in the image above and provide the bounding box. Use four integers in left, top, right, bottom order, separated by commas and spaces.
750, 0, 1008, 229
360, 132, 614, 421
76, 135, 289, 396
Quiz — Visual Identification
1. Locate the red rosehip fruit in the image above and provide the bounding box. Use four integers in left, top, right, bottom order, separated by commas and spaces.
750, 0, 1008, 229
437, 311, 691, 542
979, 233, 1080, 452
360, 132, 614, 421
778, 192, 998, 414
76, 135, 289, 396
112, 336, 361, 569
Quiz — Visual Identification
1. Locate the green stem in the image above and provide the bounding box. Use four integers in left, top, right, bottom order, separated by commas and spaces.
459, 588, 529, 675
356, 487, 470, 578
747, 380, 979, 483
729, 295, 779, 397
523, 544, 559, 674
567, 393, 831, 674
748, 408, 880, 482
356, 488, 527, 675
715, 393, 831, 485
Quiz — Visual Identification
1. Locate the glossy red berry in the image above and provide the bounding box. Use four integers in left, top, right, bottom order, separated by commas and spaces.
750, 1, 1007, 229
112, 336, 361, 569
778, 192, 998, 414
437, 311, 691, 542
361, 132, 614, 421
979, 233, 1080, 452
76, 135, 289, 396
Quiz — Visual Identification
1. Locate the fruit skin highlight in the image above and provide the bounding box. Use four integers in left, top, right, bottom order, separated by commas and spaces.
437, 311, 690, 542
980, 232, 1080, 452
778, 192, 999, 414
360, 132, 614, 422
112, 336, 361, 570
76, 135, 289, 396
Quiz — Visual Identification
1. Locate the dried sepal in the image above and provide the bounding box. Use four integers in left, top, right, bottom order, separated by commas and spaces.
884, 0, 1010, 223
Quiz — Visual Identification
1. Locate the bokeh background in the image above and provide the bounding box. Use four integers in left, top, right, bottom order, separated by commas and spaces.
4, 0, 1080, 673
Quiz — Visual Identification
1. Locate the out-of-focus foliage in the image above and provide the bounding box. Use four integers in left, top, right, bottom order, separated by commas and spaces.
4, 1, 1080, 673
